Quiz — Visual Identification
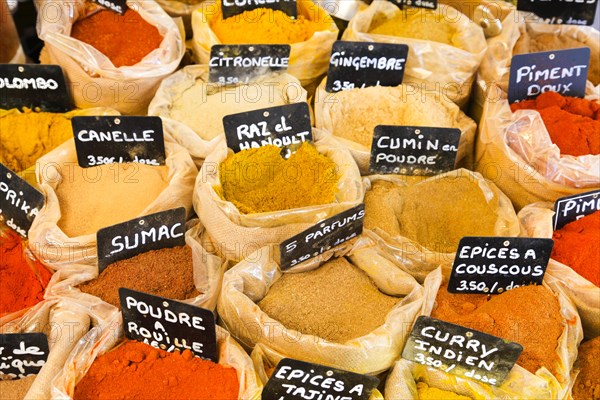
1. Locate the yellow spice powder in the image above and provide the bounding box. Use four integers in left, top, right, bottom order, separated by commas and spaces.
416, 382, 472, 400
370, 8, 457, 45
0, 108, 73, 173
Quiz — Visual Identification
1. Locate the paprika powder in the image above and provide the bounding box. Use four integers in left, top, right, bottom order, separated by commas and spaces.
73, 340, 239, 400
71, 9, 163, 68
552, 210, 600, 287
0, 225, 52, 316
510, 92, 600, 157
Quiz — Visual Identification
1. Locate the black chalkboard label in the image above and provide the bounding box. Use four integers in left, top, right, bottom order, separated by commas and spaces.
223, 102, 312, 158
403, 316, 522, 386
221, 0, 297, 19
0, 64, 72, 112
553, 190, 600, 230
508, 48, 590, 103
0, 333, 49, 379
0, 163, 45, 238
209, 44, 290, 85
279, 204, 365, 271
448, 237, 554, 294
72, 116, 166, 168
96, 208, 186, 273
517, 0, 597, 25
369, 125, 460, 175
91, 0, 127, 14
119, 288, 218, 362
392, 0, 438, 9
262, 358, 380, 400
325, 41, 408, 93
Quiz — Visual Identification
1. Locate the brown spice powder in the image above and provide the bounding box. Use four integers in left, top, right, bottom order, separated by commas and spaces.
573, 337, 600, 400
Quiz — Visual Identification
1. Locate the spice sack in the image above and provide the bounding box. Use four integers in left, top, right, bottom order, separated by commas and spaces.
190, 0, 338, 87
36, 0, 185, 115
217, 238, 424, 375
155, 0, 204, 38
28, 136, 197, 268
148, 65, 307, 167
343, 0, 488, 108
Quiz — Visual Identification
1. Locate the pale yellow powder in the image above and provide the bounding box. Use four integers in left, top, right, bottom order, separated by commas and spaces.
370, 8, 457, 45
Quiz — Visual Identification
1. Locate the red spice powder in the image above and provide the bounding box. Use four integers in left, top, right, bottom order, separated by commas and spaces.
511, 91, 600, 157
74, 340, 239, 400
71, 9, 163, 68
552, 210, 600, 287
0, 226, 52, 316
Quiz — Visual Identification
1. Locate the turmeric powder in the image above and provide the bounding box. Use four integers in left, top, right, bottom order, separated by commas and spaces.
210, 5, 332, 44
219, 142, 338, 213
0, 108, 73, 173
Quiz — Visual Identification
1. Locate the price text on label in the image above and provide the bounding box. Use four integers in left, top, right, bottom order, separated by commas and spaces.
517, 0, 598, 26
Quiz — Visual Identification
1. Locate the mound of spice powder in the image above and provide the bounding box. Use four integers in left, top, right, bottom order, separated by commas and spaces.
431, 284, 564, 377
71, 9, 163, 68
510, 91, 600, 157
573, 337, 600, 400
78, 246, 199, 308
552, 210, 600, 287
416, 382, 471, 400
0, 227, 52, 316
73, 340, 239, 400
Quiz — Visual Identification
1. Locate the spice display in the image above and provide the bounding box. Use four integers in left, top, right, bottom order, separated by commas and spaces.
258, 257, 400, 342
0, 226, 52, 316
0, 108, 73, 173
219, 142, 338, 214
551, 210, 600, 287
73, 340, 239, 400
78, 246, 198, 308
431, 284, 564, 376
513, 26, 600, 85
55, 163, 168, 237
0, 376, 36, 400
71, 9, 163, 68
211, 7, 330, 45
573, 337, 600, 400
364, 177, 501, 253
370, 8, 456, 45
510, 92, 600, 157
416, 382, 472, 400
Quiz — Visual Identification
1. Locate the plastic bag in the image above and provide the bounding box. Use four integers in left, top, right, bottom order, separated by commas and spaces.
36, 0, 185, 115
28, 133, 198, 268
384, 267, 582, 399
361, 169, 520, 282
155, 0, 205, 39
190, 0, 338, 87
474, 85, 600, 211
343, 1, 487, 108
314, 79, 478, 174
50, 313, 263, 400
148, 65, 307, 167
519, 202, 600, 339
194, 130, 364, 262
217, 236, 424, 375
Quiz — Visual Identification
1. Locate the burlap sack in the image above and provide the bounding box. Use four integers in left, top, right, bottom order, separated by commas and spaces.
519, 202, 600, 339
28, 133, 198, 268
217, 236, 424, 375
51, 313, 263, 400
343, 1, 487, 108
190, 0, 338, 87
148, 65, 307, 167
194, 131, 363, 262
156, 0, 204, 39
36, 0, 185, 115
383, 267, 582, 399
314, 80, 478, 174
361, 169, 520, 282
45, 219, 226, 318
474, 85, 600, 211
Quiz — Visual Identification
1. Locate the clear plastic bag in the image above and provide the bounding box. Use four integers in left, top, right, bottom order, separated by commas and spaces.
190, 0, 338, 87
35, 0, 185, 115
155, 0, 205, 38
194, 130, 364, 262
519, 202, 600, 339
148, 65, 307, 167
314, 79, 478, 174
343, 0, 488, 108
475, 85, 600, 211
28, 130, 198, 268
217, 237, 424, 374
384, 267, 583, 399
